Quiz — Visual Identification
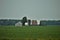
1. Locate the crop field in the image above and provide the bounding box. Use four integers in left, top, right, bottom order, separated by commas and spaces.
0, 25, 60, 40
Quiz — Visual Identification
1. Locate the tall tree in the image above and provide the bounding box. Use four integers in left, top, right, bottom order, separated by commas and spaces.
22, 16, 27, 26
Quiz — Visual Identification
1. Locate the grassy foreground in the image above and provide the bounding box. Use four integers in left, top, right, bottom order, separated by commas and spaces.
0, 26, 60, 40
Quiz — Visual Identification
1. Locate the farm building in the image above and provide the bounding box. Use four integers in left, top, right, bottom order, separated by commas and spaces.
15, 22, 22, 26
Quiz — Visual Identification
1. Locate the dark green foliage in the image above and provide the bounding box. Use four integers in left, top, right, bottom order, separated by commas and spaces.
28, 19, 31, 26
21, 16, 27, 26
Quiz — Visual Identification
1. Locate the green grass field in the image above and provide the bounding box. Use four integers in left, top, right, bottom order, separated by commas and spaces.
0, 26, 60, 40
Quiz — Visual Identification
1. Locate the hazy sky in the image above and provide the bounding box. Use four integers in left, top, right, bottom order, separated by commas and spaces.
0, 0, 60, 20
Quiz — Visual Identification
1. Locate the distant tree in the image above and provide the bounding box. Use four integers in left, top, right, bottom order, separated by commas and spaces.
28, 19, 31, 26
22, 16, 27, 26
